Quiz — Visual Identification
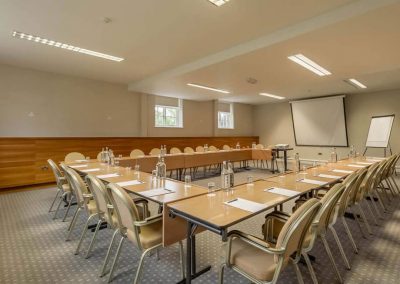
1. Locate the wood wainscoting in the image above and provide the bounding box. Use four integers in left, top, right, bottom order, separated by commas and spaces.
0, 136, 258, 189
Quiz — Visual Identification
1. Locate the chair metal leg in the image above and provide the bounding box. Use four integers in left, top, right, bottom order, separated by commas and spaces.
341, 216, 359, 254
178, 241, 185, 279
374, 190, 388, 212
66, 207, 81, 241
53, 193, 64, 220
357, 204, 372, 235
292, 260, 305, 284
302, 253, 318, 284
85, 219, 103, 258
321, 235, 343, 284
218, 263, 226, 284
134, 247, 158, 284
68, 206, 79, 231
107, 236, 125, 283
75, 213, 97, 255
100, 229, 119, 277
62, 193, 73, 222
389, 176, 400, 194
49, 189, 61, 213
364, 199, 378, 225
369, 193, 384, 219
329, 226, 351, 270
350, 207, 367, 238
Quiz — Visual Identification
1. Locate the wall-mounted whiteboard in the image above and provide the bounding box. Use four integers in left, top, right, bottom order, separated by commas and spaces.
365, 115, 395, 148
290, 96, 348, 147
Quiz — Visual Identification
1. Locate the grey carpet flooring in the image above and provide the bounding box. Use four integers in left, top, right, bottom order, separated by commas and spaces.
1, 169, 400, 283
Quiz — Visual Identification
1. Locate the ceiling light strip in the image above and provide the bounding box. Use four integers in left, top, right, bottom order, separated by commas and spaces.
187, 83, 230, 94
259, 93, 285, 100
348, 78, 367, 89
12, 31, 124, 62
208, 0, 230, 7
288, 54, 331, 76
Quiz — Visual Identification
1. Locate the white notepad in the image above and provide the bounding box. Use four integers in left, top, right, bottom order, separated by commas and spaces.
70, 164, 88, 168
266, 187, 299, 197
298, 179, 327, 186
333, 169, 354, 174
96, 173, 120, 179
347, 164, 365, 168
356, 162, 373, 165
366, 159, 383, 162
81, 168, 100, 172
138, 188, 175, 197
318, 174, 342, 179
75, 159, 88, 163
116, 180, 143, 187
366, 157, 385, 161
224, 198, 267, 213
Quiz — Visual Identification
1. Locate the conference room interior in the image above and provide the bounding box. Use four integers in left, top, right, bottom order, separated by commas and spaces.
1, 1, 400, 283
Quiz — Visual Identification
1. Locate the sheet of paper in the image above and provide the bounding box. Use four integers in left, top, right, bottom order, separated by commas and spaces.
298, 179, 328, 186
266, 187, 299, 197
356, 162, 374, 165
224, 198, 267, 213
70, 164, 88, 168
138, 188, 175, 197
347, 164, 365, 168
366, 159, 383, 162
366, 157, 385, 161
75, 159, 88, 163
333, 169, 354, 174
318, 174, 343, 179
116, 180, 143, 187
81, 168, 101, 172
96, 173, 120, 179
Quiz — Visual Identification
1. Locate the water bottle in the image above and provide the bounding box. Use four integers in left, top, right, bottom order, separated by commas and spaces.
156, 155, 166, 180
252, 142, 256, 149
294, 153, 300, 173
330, 148, 338, 163
349, 145, 355, 158
105, 147, 110, 164
109, 150, 115, 166
100, 148, 105, 162
227, 162, 234, 188
221, 161, 230, 190
236, 142, 240, 149
204, 144, 208, 152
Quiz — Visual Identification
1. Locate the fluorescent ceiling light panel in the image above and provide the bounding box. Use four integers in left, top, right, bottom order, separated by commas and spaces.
12, 31, 124, 62
187, 83, 230, 94
288, 54, 331, 76
347, 78, 367, 89
259, 93, 285, 100
208, 0, 230, 7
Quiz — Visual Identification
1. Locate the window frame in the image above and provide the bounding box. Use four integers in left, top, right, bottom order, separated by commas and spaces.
217, 103, 234, 129
154, 100, 183, 128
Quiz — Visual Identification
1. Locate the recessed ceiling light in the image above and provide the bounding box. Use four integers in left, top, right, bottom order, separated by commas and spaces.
208, 0, 230, 7
12, 31, 124, 62
346, 78, 367, 89
288, 54, 331, 76
187, 83, 230, 94
259, 93, 285, 100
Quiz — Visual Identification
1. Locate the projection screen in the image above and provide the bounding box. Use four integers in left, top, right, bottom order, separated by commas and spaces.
290, 96, 348, 147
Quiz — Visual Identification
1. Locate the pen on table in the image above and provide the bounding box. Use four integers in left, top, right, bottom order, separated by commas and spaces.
226, 198, 238, 204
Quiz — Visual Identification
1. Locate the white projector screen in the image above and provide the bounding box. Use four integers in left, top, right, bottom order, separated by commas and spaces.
290, 96, 348, 147
365, 115, 395, 148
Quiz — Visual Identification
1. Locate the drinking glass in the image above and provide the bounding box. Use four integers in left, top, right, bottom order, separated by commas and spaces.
247, 175, 254, 185
278, 175, 285, 185
85, 156, 90, 161
125, 166, 131, 173
207, 182, 216, 197
152, 170, 158, 180
134, 164, 140, 174
184, 175, 192, 188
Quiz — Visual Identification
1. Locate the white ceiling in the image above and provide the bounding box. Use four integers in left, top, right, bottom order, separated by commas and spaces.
1, 0, 400, 104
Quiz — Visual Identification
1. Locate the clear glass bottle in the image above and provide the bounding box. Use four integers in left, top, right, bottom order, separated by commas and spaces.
100, 147, 105, 162
349, 145, 355, 158
294, 153, 300, 173
220, 161, 229, 190
330, 147, 338, 163
204, 144, 208, 152
109, 150, 115, 166
236, 142, 240, 149
252, 142, 256, 149
227, 162, 234, 188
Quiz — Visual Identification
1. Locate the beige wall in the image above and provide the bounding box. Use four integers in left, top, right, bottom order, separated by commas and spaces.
253, 90, 400, 160
0, 64, 254, 137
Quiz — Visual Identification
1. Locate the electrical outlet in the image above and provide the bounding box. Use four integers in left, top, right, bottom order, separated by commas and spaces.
318, 153, 322, 155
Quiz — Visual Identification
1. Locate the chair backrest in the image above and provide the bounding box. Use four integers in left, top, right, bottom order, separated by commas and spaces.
358, 163, 380, 199
184, 147, 194, 153
348, 167, 369, 205
108, 183, 141, 246
222, 145, 231, 150
130, 149, 145, 158
337, 171, 359, 216
255, 144, 264, 149
195, 146, 204, 152
86, 175, 112, 222
208, 145, 218, 152
61, 165, 88, 207
315, 183, 345, 232
149, 148, 161, 156
170, 147, 182, 154
275, 198, 321, 261
47, 159, 64, 188
64, 152, 85, 163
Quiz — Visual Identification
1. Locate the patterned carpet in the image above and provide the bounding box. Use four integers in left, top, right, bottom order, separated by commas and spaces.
1, 169, 399, 283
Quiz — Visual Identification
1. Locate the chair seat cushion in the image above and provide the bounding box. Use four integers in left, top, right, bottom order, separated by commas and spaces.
127, 220, 162, 249
87, 199, 97, 214
230, 238, 279, 282
62, 183, 71, 192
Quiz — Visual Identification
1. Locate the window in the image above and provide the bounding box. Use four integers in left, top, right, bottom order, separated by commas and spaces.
218, 103, 234, 129
155, 99, 183, 128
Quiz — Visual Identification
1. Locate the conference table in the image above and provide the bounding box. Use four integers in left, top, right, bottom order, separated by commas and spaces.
166, 156, 382, 283
65, 155, 383, 284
